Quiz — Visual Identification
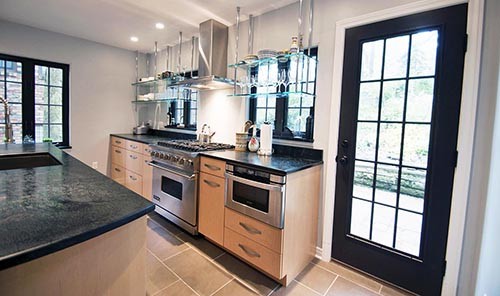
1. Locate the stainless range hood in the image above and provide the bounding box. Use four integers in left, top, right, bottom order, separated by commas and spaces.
175, 19, 233, 90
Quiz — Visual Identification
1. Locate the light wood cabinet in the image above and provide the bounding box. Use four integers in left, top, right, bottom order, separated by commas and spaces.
198, 171, 225, 246
110, 163, 125, 185
110, 136, 152, 199
200, 157, 226, 178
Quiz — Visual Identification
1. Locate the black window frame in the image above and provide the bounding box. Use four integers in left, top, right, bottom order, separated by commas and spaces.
249, 47, 318, 142
0, 53, 70, 147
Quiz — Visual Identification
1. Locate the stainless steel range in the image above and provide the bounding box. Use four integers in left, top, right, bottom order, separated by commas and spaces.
148, 140, 234, 234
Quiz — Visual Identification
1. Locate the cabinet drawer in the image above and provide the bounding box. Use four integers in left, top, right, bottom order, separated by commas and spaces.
200, 157, 226, 178
224, 228, 282, 279
199, 172, 225, 246
126, 140, 144, 154
126, 150, 143, 174
111, 163, 126, 185
225, 208, 282, 253
142, 156, 152, 201
111, 146, 126, 166
125, 170, 143, 195
110, 136, 126, 149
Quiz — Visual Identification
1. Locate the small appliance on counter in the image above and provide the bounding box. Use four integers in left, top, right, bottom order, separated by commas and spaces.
133, 122, 150, 135
257, 122, 273, 156
248, 125, 259, 152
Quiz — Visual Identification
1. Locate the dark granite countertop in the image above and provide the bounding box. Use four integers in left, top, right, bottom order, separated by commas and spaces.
200, 150, 323, 174
111, 133, 173, 145
0, 143, 154, 270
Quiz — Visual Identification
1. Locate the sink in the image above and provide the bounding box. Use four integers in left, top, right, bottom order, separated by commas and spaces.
0, 153, 62, 170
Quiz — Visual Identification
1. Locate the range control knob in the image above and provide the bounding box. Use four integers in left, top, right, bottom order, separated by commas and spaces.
187, 160, 193, 167
178, 158, 185, 165
165, 154, 171, 160
159, 153, 165, 159
150, 151, 155, 157
154, 151, 160, 157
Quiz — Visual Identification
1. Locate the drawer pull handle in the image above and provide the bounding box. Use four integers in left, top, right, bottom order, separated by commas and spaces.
115, 150, 121, 154
130, 145, 138, 149
204, 164, 221, 171
238, 244, 261, 258
114, 168, 121, 172
129, 155, 138, 160
203, 179, 220, 188
239, 222, 262, 235
129, 176, 137, 181
115, 140, 122, 144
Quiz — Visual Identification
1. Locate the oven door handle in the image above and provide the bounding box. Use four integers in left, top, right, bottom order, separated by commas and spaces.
148, 161, 196, 180
225, 172, 284, 192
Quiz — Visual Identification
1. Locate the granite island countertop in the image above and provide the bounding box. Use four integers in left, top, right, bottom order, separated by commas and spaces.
200, 150, 323, 174
0, 143, 154, 270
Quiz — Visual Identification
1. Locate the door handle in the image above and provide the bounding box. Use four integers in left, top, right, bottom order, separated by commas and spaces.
238, 244, 261, 258
203, 179, 220, 188
336, 155, 348, 165
239, 222, 262, 235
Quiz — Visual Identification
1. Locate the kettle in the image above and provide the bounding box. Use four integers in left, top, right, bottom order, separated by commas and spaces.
133, 122, 150, 135
199, 124, 216, 143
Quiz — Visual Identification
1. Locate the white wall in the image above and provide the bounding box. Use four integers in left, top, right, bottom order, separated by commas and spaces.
458, 0, 500, 295
0, 20, 138, 174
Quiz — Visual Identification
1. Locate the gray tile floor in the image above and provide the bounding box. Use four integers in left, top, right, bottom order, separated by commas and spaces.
146, 213, 414, 296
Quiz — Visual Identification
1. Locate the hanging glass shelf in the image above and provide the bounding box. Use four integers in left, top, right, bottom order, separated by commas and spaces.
228, 52, 317, 70
227, 91, 315, 98
132, 97, 195, 104
131, 77, 180, 87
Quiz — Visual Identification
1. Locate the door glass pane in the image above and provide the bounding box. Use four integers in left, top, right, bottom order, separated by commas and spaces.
378, 123, 402, 164
50, 68, 63, 86
383, 35, 409, 79
372, 204, 395, 247
360, 40, 384, 81
395, 210, 423, 256
35, 85, 49, 104
403, 124, 430, 168
399, 167, 426, 213
6, 82, 22, 103
406, 78, 434, 122
353, 161, 374, 201
375, 164, 399, 206
35, 66, 49, 85
409, 30, 438, 77
355, 122, 377, 161
358, 82, 380, 121
6, 61, 22, 82
381, 80, 405, 121
350, 199, 372, 239
0, 60, 4, 80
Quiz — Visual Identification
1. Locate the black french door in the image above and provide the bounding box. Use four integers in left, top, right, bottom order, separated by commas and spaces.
332, 4, 467, 295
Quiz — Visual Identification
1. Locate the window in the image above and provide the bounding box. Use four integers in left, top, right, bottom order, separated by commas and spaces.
0, 53, 69, 146
249, 47, 318, 141
165, 88, 197, 130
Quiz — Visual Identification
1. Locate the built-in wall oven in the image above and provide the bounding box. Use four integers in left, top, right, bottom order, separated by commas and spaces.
225, 163, 286, 229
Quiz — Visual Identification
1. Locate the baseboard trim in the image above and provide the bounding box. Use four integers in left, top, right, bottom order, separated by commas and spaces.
315, 246, 323, 260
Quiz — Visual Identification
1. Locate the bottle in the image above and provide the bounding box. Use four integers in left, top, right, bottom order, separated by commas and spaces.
290, 36, 299, 54
305, 107, 314, 140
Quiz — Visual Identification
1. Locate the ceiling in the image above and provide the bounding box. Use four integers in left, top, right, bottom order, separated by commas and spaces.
0, 0, 297, 53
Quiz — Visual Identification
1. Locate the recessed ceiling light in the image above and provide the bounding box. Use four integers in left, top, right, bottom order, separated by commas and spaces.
155, 23, 165, 29
130, 36, 139, 42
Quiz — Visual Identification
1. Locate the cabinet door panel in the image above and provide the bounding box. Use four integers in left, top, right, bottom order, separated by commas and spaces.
125, 150, 143, 175
111, 147, 126, 167
125, 170, 143, 195
111, 163, 126, 185
200, 157, 226, 178
199, 172, 225, 245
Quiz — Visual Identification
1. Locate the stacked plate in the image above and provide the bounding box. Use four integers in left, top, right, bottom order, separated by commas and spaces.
257, 49, 278, 59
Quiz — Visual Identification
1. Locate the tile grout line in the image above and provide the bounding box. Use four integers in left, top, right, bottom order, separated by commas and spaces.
322, 275, 339, 296
379, 284, 383, 294
152, 279, 180, 296
209, 278, 234, 296
311, 260, 383, 294
267, 283, 281, 296
160, 246, 192, 262
293, 279, 323, 296
310, 260, 340, 276
147, 249, 202, 296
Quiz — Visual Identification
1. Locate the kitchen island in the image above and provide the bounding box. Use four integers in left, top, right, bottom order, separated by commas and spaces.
0, 143, 154, 295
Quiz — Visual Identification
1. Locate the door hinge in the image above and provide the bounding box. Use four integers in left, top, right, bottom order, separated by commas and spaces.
442, 260, 447, 277
464, 34, 468, 53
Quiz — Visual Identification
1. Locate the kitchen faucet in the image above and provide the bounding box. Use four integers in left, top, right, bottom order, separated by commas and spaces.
0, 96, 14, 143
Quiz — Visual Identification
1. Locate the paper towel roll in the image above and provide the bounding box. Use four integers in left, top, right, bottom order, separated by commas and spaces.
260, 123, 273, 154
